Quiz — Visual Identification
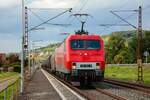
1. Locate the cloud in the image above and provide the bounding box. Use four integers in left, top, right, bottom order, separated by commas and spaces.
0, 33, 21, 53
0, 0, 150, 53
28, 0, 125, 12
29, 0, 78, 8
0, 39, 21, 53
0, 0, 20, 8
0, 7, 21, 34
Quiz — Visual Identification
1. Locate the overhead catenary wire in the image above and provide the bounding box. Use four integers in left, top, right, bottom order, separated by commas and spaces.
28, 8, 72, 32
28, 8, 71, 10
111, 10, 138, 12
99, 12, 137, 34
79, 0, 89, 13
57, 0, 89, 33
28, 9, 45, 22
100, 13, 137, 27
57, 0, 81, 28
110, 11, 137, 29
97, 0, 136, 33
62, 0, 89, 26
29, 9, 71, 27
143, 4, 150, 10
67, 0, 90, 25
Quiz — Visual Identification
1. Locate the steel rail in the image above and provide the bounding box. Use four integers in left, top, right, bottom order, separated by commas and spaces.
96, 88, 126, 100
104, 78, 150, 93
46, 70, 127, 100
50, 73, 90, 100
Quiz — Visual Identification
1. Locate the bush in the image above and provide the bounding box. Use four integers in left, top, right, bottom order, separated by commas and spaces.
1, 62, 21, 73
13, 65, 21, 73
9, 62, 21, 73
0, 63, 2, 67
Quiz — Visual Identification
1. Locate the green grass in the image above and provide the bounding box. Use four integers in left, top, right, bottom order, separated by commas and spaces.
0, 79, 19, 100
0, 72, 19, 79
0, 72, 20, 100
105, 65, 150, 85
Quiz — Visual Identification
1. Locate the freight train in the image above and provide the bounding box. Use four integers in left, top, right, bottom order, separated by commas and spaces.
42, 32, 105, 85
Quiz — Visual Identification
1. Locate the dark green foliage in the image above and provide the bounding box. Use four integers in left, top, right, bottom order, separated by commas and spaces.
142, 31, 150, 62
0, 62, 2, 67
105, 32, 129, 64
104, 30, 150, 64
13, 66, 21, 73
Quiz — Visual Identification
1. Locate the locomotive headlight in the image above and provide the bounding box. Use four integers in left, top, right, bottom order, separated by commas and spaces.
96, 63, 100, 69
72, 63, 76, 69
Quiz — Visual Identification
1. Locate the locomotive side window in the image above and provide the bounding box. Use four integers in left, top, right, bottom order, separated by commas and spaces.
71, 40, 100, 50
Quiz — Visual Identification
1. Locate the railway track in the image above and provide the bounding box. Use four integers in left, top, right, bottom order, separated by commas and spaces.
44, 69, 150, 100
104, 78, 150, 94
95, 88, 126, 100
49, 71, 126, 100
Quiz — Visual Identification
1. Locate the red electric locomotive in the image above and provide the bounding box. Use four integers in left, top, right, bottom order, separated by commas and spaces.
51, 32, 105, 84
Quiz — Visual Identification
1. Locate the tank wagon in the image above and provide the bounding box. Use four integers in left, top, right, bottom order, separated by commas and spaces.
41, 55, 51, 71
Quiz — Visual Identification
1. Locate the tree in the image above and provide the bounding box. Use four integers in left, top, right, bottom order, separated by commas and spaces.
105, 33, 126, 64
114, 54, 123, 64
105, 30, 150, 64
142, 31, 150, 62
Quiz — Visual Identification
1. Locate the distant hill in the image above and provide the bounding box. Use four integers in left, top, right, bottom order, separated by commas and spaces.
38, 43, 60, 53
102, 30, 137, 46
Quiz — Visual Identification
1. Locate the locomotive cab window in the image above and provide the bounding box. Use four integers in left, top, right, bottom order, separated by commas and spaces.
71, 40, 100, 50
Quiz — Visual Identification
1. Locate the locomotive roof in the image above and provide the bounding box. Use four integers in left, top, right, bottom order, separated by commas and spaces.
55, 34, 103, 50
66, 34, 102, 40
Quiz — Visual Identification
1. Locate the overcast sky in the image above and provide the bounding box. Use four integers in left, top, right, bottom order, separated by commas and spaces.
0, 0, 150, 53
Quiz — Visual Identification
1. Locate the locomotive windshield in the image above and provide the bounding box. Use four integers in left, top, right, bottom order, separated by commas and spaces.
71, 40, 100, 50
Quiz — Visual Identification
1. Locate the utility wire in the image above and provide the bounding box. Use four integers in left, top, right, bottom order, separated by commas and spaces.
50, 0, 81, 33
79, 0, 89, 13
72, 0, 81, 9
28, 8, 71, 10
29, 9, 44, 22
59, 0, 89, 31
99, 13, 137, 27
97, 0, 134, 33
99, 12, 137, 34
29, 9, 71, 27
28, 8, 72, 32
111, 10, 138, 12
110, 11, 137, 29
111, 13, 137, 26
143, 4, 150, 10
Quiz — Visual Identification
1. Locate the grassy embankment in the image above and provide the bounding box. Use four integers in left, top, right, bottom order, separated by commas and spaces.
0, 72, 19, 79
105, 65, 150, 85
0, 72, 20, 100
